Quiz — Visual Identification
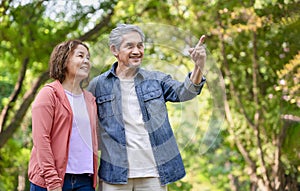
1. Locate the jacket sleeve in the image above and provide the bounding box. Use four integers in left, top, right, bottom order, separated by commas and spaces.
31, 87, 62, 189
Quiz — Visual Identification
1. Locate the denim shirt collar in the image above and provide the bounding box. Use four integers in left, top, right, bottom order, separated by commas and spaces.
105, 62, 145, 81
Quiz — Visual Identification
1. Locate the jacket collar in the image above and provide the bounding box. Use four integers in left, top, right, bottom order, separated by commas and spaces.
45, 80, 71, 113
45, 80, 66, 100
46, 79, 93, 99
45, 80, 94, 112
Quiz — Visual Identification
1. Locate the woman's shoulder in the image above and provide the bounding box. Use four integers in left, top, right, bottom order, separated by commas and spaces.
83, 90, 96, 101
33, 81, 62, 105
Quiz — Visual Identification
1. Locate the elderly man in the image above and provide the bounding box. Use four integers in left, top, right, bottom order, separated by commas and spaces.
88, 24, 206, 191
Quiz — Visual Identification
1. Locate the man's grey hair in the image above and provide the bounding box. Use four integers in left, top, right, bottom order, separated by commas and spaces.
109, 24, 145, 50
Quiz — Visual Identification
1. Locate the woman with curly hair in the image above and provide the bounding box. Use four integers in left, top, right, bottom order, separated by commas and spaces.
28, 39, 98, 191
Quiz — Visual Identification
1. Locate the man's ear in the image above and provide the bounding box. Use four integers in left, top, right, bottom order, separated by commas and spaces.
110, 45, 118, 57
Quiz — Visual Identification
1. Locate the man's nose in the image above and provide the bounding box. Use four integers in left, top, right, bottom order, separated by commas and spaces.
132, 46, 139, 54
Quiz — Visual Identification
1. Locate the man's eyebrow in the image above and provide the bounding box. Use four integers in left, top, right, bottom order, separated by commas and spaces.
125, 42, 143, 46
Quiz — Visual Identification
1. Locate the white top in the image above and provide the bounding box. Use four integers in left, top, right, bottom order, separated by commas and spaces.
120, 78, 159, 178
64, 90, 93, 174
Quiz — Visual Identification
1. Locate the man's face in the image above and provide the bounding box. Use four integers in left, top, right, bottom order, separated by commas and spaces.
115, 31, 144, 69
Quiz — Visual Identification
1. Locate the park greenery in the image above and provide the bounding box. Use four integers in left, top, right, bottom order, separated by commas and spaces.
0, 0, 299, 190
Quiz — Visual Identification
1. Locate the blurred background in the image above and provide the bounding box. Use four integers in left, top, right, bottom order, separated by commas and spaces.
0, 0, 299, 190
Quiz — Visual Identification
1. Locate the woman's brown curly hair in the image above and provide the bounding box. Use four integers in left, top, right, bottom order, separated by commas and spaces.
49, 39, 90, 84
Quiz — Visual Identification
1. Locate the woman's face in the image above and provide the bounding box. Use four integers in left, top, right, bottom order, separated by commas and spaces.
65, 44, 91, 82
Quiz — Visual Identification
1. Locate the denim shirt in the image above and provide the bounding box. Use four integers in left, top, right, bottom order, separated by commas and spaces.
88, 62, 206, 185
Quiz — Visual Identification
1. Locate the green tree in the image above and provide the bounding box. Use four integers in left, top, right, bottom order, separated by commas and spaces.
0, 0, 116, 190
119, 0, 300, 190
1, 0, 300, 190
210, 0, 300, 190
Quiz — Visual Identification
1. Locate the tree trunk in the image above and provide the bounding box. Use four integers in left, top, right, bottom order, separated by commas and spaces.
17, 173, 25, 191
0, 71, 49, 148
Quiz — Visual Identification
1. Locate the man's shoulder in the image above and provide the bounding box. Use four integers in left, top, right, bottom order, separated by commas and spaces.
91, 71, 110, 81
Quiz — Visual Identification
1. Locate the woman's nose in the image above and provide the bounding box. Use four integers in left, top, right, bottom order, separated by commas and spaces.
83, 57, 90, 63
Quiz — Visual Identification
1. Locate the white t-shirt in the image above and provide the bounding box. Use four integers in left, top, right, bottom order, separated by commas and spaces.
120, 78, 159, 178
64, 90, 93, 174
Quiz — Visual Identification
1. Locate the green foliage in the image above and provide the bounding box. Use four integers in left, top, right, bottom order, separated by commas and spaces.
282, 121, 300, 165
276, 52, 300, 107
0, 0, 116, 189
168, 180, 193, 191
0, 133, 31, 191
0, 80, 13, 110
1, 0, 300, 190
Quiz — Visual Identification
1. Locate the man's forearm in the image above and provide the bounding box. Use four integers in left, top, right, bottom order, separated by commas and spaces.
190, 65, 203, 85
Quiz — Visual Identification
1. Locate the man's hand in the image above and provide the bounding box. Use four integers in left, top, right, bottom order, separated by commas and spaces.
189, 35, 206, 71
189, 35, 207, 84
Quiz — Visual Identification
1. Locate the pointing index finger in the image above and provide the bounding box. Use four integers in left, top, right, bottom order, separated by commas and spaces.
196, 35, 206, 47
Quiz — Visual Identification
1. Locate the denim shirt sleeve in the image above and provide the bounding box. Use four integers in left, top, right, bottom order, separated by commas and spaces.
184, 72, 206, 94
160, 72, 206, 102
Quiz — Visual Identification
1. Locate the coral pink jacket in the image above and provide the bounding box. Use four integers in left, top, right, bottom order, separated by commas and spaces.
28, 80, 98, 190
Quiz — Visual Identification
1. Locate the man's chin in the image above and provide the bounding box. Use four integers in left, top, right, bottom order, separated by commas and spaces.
129, 62, 141, 68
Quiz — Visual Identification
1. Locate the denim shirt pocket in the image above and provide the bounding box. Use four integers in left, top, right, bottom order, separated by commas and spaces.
96, 94, 115, 119
142, 88, 167, 119
143, 89, 162, 102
